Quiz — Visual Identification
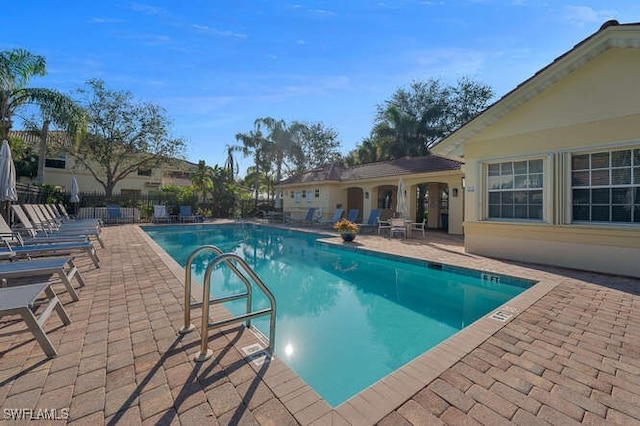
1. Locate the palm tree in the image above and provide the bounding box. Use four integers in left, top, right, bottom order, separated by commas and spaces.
0, 48, 85, 184
235, 123, 268, 208
191, 160, 212, 201
223, 144, 240, 179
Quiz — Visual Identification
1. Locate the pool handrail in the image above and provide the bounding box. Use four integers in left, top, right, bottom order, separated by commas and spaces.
181, 245, 253, 334
181, 245, 277, 362
196, 252, 277, 362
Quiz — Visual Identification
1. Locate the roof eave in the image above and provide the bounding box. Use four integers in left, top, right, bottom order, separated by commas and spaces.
432, 22, 640, 157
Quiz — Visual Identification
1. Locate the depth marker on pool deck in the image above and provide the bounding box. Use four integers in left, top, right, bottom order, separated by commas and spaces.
490, 306, 518, 322
242, 343, 272, 367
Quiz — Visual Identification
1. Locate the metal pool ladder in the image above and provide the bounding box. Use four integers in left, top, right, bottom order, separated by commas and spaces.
180, 245, 277, 362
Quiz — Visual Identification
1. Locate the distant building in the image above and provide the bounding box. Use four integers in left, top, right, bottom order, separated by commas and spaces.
8, 130, 195, 195
277, 155, 464, 233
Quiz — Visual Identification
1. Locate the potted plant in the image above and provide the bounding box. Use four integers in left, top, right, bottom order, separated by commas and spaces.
333, 218, 359, 242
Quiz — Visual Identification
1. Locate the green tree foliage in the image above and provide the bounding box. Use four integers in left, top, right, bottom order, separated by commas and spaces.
0, 48, 85, 184
291, 121, 341, 173
68, 79, 185, 197
235, 118, 342, 199
191, 160, 212, 201
347, 77, 493, 164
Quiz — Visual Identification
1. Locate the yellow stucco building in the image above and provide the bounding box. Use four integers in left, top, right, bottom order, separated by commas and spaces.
433, 20, 640, 277
277, 156, 465, 234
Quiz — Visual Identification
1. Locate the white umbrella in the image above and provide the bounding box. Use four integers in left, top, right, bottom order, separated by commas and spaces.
70, 174, 80, 203
396, 177, 408, 219
0, 140, 17, 202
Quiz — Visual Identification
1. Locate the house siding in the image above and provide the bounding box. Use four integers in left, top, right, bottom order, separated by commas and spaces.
458, 46, 640, 277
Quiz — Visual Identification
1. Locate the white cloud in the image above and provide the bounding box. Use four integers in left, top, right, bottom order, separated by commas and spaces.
407, 47, 492, 81
190, 24, 247, 39
89, 17, 124, 24
307, 9, 336, 17
128, 2, 167, 16
564, 5, 616, 26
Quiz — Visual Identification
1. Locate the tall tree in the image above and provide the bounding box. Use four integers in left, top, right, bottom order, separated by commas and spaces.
0, 48, 85, 184
255, 117, 300, 183
350, 77, 493, 163
291, 121, 341, 173
191, 160, 212, 201
235, 122, 267, 207
223, 144, 240, 179
67, 79, 185, 196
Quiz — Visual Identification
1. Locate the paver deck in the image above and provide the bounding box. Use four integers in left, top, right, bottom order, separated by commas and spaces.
0, 221, 639, 425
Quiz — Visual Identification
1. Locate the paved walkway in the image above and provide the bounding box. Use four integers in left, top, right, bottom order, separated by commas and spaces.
0, 223, 638, 425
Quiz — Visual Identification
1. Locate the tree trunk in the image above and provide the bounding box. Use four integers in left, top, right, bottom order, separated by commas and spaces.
36, 120, 50, 185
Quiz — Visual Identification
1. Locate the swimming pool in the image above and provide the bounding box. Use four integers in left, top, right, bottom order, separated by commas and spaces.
143, 223, 534, 407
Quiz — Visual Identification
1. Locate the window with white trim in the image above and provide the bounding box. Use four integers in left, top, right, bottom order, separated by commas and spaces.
487, 159, 543, 220
571, 148, 640, 223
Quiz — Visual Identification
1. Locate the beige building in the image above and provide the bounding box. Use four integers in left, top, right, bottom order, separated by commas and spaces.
9, 131, 194, 195
277, 156, 465, 234
433, 20, 640, 277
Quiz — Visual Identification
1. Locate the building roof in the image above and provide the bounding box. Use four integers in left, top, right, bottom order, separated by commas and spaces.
432, 20, 640, 159
8, 130, 199, 169
279, 155, 462, 185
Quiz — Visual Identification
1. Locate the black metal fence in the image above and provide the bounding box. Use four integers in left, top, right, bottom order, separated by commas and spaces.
14, 183, 273, 221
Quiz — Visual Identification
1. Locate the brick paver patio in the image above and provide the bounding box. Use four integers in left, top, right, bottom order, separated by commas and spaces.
0, 222, 638, 425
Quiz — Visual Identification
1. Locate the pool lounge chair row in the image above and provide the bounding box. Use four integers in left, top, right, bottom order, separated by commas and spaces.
0, 203, 105, 358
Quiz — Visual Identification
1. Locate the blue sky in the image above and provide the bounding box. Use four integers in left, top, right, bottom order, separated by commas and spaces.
2, 1, 639, 175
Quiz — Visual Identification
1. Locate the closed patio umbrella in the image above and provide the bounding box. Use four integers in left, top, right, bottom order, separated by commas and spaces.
396, 177, 408, 219
70, 174, 80, 203
0, 140, 17, 222
0, 140, 17, 202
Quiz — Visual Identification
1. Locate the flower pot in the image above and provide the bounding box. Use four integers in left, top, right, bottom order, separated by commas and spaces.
341, 233, 356, 242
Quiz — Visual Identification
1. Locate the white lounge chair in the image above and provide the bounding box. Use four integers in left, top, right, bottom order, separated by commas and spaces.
152, 205, 171, 223
0, 282, 71, 357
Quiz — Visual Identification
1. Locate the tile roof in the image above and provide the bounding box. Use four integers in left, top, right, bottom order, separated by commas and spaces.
279, 155, 462, 185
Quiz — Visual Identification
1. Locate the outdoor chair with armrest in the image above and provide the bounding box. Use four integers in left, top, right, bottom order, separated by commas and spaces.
358, 209, 381, 233
388, 217, 407, 239
409, 218, 427, 238
378, 217, 391, 235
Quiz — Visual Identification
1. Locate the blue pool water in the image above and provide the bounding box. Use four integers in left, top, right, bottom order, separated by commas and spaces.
143, 224, 533, 407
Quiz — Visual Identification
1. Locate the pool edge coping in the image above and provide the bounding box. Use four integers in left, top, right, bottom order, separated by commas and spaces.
135, 223, 563, 425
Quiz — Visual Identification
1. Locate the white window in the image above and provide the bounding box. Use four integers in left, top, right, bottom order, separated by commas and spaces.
487, 159, 543, 220
571, 148, 640, 223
